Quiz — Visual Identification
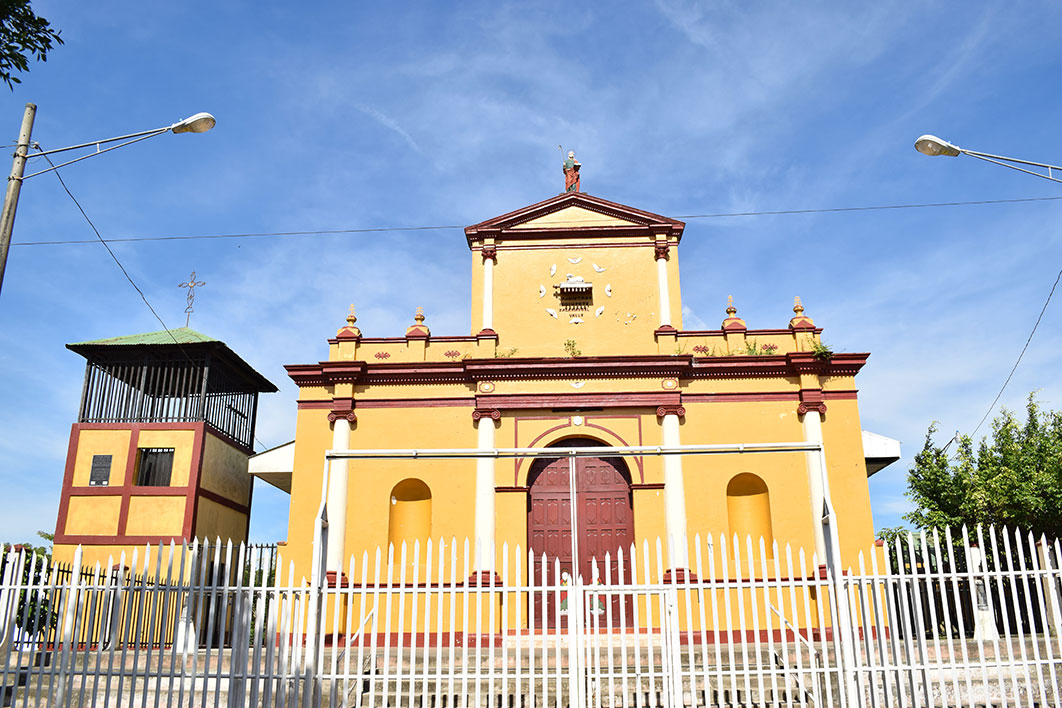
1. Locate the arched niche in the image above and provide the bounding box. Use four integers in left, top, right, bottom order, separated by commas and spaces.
726, 473, 774, 557
388, 478, 432, 557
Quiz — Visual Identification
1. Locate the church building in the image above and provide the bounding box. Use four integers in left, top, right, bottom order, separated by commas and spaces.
257, 188, 898, 593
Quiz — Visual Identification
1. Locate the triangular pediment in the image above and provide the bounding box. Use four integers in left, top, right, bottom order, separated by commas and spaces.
511, 204, 639, 229
465, 192, 684, 245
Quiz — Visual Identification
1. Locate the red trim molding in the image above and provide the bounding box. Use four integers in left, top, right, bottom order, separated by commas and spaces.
286, 353, 868, 388
631, 483, 665, 490
197, 487, 251, 515
464, 192, 685, 247
479, 392, 680, 411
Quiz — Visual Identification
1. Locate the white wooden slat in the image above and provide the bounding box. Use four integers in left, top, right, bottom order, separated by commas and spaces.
987, 525, 1026, 708
1016, 530, 1050, 708
1028, 534, 1062, 707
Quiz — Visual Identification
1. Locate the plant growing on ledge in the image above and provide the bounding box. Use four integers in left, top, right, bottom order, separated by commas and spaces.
494, 347, 519, 358
744, 338, 759, 355
563, 339, 581, 358
811, 341, 834, 361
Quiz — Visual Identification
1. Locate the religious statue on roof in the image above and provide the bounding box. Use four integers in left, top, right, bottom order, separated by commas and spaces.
563, 150, 581, 193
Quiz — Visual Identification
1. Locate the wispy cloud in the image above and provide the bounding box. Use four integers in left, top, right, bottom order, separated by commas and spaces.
354, 104, 423, 155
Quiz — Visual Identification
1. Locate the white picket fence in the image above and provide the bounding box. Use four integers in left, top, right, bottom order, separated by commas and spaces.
1, 526, 1061, 707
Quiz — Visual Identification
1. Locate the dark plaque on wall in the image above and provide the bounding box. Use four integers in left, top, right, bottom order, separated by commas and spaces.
89, 454, 111, 486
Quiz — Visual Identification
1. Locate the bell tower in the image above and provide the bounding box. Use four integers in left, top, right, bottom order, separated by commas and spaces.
52, 327, 277, 569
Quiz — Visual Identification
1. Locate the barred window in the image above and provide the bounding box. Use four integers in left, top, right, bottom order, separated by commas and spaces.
135, 448, 174, 486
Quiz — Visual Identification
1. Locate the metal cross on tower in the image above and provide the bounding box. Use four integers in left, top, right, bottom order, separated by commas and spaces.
178, 271, 206, 327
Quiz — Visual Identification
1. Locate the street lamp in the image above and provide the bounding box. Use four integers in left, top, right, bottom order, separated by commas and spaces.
0, 103, 216, 297
914, 133, 1062, 184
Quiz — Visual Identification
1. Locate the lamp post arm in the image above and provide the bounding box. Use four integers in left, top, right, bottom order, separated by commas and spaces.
29, 125, 174, 158
21, 129, 170, 181
962, 149, 1062, 184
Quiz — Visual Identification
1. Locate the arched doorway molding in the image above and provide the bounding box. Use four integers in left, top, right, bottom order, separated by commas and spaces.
514, 422, 644, 487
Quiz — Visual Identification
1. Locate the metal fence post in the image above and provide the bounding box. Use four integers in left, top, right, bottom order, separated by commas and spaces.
52, 545, 82, 707
818, 447, 860, 707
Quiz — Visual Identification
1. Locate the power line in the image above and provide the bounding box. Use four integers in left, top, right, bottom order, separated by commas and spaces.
36, 149, 189, 353
11, 194, 1062, 247
970, 265, 1062, 438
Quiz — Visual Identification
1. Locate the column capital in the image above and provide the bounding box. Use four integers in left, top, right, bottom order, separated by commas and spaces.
481, 245, 498, 263
328, 397, 357, 423
656, 404, 686, 418
654, 242, 670, 261
797, 388, 827, 417
472, 407, 501, 421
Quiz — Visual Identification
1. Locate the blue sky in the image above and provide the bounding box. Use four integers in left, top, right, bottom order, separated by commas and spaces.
2, 1, 1061, 544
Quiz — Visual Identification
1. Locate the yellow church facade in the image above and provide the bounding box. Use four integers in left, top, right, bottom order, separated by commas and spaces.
269, 191, 890, 600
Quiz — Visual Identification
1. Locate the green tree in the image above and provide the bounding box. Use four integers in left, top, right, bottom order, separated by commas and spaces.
905, 393, 1062, 537
0, 0, 63, 89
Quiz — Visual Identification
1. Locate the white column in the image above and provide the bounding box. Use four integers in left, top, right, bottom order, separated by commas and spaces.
656, 247, 672, 328
661, 409, 688, 569
801, 410, 828, 563
474, 412, 496, 570
481, 249, 495, 332
325, 418, 351, 576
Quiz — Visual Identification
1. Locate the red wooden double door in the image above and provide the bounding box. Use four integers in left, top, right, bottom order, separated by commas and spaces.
527, 438, 634, 628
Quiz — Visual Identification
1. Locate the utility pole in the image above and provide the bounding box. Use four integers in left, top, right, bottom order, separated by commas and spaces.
0, 103, 36, 297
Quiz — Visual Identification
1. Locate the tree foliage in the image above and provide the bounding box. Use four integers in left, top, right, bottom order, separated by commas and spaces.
906, 393, 1062, 537
0, 0, 62, 89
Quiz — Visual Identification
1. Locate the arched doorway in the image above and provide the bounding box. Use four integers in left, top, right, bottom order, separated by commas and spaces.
527, 437, 634, 627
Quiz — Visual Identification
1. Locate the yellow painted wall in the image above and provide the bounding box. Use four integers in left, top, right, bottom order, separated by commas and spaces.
480, 242, 683, 357
124, 496, 186, 536
136, 429, 195, 486
65, 496, 121, 536
194, 496, 248, 545
71, 429, 131, 486
821, 398, 877, 560
286, 405, 478, 582
199, 432, 252, 503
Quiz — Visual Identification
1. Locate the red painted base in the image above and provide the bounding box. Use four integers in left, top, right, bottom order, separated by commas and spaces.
325, 571, 349, 588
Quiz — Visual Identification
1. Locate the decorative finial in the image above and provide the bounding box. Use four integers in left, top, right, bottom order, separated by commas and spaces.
789, 296, 815, 331
406, 306, 430, 338
722, 294, 746, 332
178, 271, 206, 327
336, 303, 362, 339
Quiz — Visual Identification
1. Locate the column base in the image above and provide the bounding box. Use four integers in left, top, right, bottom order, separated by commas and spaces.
466, 570, 502, 587
325, 571, 350, 588
662, 568, 698, 583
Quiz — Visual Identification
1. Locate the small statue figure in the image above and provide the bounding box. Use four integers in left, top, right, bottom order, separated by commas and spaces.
563, 150, 581, 193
